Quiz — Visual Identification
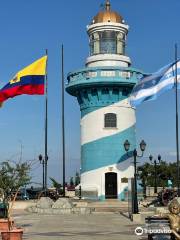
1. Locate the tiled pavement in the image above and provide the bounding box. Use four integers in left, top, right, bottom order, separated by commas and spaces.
12, 210, 143, 240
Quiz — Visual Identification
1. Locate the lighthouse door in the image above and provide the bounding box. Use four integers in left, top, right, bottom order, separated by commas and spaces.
105, 172, 117, 199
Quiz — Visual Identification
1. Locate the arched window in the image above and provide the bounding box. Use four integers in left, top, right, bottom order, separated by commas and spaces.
104, 113, 117, 128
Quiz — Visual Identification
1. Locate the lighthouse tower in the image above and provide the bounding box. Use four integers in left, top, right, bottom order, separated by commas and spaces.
66, 1, 143, 200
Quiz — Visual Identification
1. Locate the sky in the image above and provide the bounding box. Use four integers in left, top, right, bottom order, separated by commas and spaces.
0, 0, 179, 186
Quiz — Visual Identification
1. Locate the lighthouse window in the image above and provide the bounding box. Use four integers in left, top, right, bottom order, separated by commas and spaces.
117, 32, 125, 55
100, 31, 116, 54
89, 31, 126, 56
104, 113, 117, 128
89, 35, 94, 55
90, 33, 100, 55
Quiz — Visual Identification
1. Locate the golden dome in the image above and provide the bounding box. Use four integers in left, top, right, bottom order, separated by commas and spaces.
92, 0, 123, 24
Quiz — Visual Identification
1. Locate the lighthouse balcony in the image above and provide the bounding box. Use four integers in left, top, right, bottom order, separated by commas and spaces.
86, 54, 131, 68
66, 66, 144, 96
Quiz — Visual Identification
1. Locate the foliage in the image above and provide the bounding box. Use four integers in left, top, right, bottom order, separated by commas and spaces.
0, 161, 31, 202
75, 172, 80, 186
49, 177, 61, 190
138, 161, 178, 196
49, 177, 63, 196
70, 177, 74, 186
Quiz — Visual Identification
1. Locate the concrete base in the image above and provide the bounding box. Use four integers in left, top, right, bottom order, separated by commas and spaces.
132, 211, 155, 224
27, 206, 93, 215
155, 207, 169, 215
27, 197, 93, 215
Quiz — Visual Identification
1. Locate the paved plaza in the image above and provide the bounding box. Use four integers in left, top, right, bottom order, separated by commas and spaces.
12, 210, 144, 240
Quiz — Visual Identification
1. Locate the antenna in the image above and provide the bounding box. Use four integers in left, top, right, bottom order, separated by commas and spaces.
105, 0, 111, 11
100, 0, 111, 11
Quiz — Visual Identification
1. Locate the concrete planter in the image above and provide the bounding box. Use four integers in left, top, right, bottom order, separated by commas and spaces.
1, 228, 23, 240
0, 219, 14, 231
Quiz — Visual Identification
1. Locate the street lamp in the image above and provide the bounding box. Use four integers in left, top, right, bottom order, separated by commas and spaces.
38, 154, 48, 193
149, 154, 161, 194
124, 139, 146, 214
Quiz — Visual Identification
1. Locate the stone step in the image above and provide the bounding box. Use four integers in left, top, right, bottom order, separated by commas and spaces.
93, 207, 128, 213
88, 202, 128, 208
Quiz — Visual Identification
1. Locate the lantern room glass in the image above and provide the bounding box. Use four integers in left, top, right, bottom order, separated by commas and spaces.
89, 31, 125, 56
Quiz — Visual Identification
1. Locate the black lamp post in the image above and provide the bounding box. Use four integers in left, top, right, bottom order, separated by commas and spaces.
38, 154, 48, 193
124, 139, 146, 214
149, 154, 161, 194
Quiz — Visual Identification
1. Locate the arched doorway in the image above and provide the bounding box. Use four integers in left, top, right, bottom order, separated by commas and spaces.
105, 172, 117, 199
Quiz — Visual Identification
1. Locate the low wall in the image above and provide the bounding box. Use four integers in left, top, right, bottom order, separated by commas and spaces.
9, 200, 37, 210
146, 187, 164, 197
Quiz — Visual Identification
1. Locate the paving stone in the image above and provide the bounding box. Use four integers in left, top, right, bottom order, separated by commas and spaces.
13, 209, 141, 240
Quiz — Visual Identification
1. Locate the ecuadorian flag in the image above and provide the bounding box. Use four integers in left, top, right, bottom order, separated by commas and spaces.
0, 56, 47, 103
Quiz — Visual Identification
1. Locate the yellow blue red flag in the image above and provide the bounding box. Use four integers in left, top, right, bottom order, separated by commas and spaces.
0, 56, 47, 103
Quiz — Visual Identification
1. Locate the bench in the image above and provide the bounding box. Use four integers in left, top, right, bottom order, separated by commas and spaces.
145, 216, 176, 240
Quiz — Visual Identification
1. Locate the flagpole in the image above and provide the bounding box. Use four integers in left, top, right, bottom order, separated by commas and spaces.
175, 43, 180, 197
61, 44, 66, 197
45, 49, 48, 195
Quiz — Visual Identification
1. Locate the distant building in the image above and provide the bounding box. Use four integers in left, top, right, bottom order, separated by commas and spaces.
66, 0, 143, 200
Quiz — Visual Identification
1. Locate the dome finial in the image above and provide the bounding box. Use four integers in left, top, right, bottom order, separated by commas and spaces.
105, 0, 111, 11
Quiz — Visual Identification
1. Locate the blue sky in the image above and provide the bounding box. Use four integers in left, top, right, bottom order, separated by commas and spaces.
0, 0, 179, 186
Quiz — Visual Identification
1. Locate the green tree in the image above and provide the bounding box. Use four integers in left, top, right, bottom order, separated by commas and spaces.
138, 163, 153, 198
138, 161, 178, 196
70, 177, 74, 186
49, 177, 62, 194
75, 172, 80, 186
0, 161, 31, 203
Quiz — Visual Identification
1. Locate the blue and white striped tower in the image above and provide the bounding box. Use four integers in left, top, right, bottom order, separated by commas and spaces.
66, 0, 143, 200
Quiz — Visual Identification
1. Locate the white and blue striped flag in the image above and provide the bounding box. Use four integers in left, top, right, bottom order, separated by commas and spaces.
130, 60, 180, 107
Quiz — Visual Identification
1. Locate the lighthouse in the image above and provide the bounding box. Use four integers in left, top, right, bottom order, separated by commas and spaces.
66, 0, 143, 200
